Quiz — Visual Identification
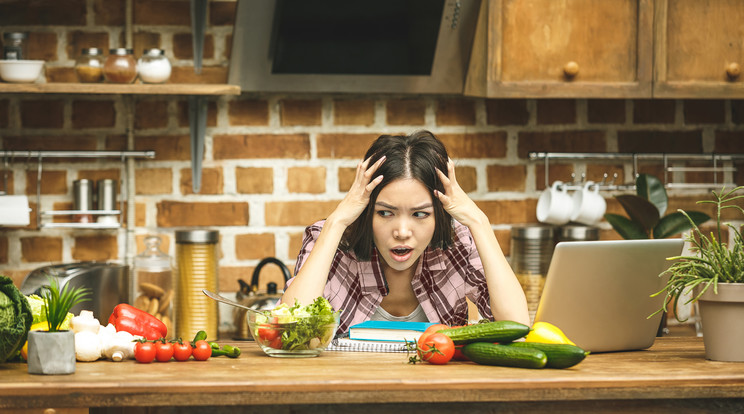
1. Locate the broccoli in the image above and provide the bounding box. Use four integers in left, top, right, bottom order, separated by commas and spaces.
0, 275, 33, 363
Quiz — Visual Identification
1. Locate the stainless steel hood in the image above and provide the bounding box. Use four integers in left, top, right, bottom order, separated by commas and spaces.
228, 0, 480, 94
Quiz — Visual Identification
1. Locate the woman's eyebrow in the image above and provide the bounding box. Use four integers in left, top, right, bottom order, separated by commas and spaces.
375, 201, 433, 210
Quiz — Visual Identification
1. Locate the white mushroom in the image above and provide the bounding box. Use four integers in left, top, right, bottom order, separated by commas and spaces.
71, 310, 100, 334
102, 330, 137, 362
74, 330, 102, 362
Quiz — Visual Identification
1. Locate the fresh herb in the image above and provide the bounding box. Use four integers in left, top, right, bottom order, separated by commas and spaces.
42, 275, 90, 332
263, 297, 340, 351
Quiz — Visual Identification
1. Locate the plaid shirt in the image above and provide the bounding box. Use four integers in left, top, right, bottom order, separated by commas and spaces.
290, 220, 494, 334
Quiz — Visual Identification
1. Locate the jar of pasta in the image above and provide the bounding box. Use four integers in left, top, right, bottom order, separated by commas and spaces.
175, 230, 219, 342
133, 235, 174, 339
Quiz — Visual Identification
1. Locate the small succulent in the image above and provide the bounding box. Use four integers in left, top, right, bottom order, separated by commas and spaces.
604, 174, 710, 239
42, 275, 90, 332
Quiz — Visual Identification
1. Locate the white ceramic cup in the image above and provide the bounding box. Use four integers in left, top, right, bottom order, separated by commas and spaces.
536, 181, 573, 225
570, 181, 606, 225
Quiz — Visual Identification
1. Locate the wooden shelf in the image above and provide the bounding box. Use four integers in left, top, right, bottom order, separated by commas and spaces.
0, 82, 241, 95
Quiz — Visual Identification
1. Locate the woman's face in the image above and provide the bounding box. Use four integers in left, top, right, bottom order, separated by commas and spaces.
372, 178, 436, 274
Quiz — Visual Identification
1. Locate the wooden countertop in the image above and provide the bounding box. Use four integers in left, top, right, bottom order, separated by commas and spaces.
1, 337, 743, 410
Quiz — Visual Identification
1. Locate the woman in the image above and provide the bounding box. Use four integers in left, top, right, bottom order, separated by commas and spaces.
282, 130, 529, 333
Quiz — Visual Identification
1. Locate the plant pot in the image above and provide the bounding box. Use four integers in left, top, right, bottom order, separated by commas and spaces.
27, 330, 76, 375
695, 283, 744, 362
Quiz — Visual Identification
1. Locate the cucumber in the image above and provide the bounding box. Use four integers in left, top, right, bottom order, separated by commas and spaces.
438, 320, 530, 345
506, 342, 589, 369
462, 342, 547, 369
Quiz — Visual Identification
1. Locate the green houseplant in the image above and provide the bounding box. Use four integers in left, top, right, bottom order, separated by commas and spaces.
604, 174, 710, 239
27, 275, 89, 374
651, 186, 744, 361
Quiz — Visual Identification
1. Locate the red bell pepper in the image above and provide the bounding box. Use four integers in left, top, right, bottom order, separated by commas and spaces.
109, 303, 167, 340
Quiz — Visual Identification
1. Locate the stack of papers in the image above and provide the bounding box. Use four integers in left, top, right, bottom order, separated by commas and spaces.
348, 320, 435, 342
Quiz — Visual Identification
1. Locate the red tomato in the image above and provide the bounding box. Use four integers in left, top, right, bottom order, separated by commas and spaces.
417, 332, 455, 365
452, 344, 468, 361
155, 341, 174, 362
269, 336, 283, 349
173, 341, 193, 361
134, 341, 156, 363
258, 324, 280, 341
417, 323, 449, 344
192, 340, 211, 361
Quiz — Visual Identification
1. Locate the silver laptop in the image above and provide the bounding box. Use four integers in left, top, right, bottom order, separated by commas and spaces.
533, 239, 684, 353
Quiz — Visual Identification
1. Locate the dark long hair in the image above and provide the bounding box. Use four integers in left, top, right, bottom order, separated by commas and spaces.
341, 130, 454, 260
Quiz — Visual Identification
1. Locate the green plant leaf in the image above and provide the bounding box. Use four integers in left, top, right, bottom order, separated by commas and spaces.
604, 213, 649, 239
616, 194, 660, 233
635, 174, 668, 216
653, 211, 711, 239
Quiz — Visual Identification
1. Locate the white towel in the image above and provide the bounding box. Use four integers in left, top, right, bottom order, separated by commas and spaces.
0, 195, 30, 226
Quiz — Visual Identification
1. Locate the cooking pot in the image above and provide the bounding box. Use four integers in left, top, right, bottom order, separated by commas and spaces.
233, 257, 291, 340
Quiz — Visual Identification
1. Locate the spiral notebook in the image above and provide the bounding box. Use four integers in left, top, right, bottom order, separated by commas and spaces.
326, 337, 414, 353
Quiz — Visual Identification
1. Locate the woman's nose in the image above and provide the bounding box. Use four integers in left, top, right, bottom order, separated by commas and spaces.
393, 219, 412, 240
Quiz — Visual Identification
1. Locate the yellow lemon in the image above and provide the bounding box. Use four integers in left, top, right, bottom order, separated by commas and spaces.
20, 321, 51, 361
525, 321, 576, 345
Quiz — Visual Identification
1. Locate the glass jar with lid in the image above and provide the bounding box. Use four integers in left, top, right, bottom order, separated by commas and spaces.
75, 48, 105, 83
103, 48, 137, 83
3, 32, 28, 60
137, 48, 171, 84
133, 235, 175, 339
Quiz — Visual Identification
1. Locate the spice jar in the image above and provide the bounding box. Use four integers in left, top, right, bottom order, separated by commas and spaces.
72, 179, 94, 224
75, 48, 105, 83
175, 230, 219, 342
3, 32, 27, 60
103, 48, 137, 83
137, 48, 171, 84
133, 235, 175, 339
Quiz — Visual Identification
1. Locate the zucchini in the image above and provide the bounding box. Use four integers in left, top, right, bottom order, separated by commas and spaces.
506, 342, 589, 369
438, 320, 530, 345
462, 342, 547, 369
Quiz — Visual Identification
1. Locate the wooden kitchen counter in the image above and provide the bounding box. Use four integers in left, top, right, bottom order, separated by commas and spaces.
1, 337, 743, 413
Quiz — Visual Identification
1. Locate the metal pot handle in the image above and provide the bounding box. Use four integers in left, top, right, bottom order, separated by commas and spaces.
250, 257, 291, 290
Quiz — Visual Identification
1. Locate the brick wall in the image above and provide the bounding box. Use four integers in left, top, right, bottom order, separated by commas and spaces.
1, 1, 743, 314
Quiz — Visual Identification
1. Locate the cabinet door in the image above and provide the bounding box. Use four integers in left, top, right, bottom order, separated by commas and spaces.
654, 0, 744, 97
465, 0, 653, 98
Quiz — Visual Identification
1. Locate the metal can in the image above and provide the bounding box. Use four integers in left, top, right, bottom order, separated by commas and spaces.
175, 230, 220, 341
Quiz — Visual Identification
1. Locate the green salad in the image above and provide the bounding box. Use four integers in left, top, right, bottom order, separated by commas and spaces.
254, 297, 340, 351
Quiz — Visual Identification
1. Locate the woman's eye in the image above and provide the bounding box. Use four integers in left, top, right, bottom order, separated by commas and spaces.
377, 210, 392, 217
413, 211, 431, 219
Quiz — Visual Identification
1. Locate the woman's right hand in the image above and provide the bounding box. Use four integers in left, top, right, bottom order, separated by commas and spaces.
331, 155, 386, 227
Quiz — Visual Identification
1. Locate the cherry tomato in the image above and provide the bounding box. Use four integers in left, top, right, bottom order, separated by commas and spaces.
192, 340, 212, 361
417, 332, 455, 365
155, 340, 174, 362
417, 323, 449, 345
173, 341, 193, 361
258, 324, 280, 341
452, 344, 469, 361
269, 336, 283, 349
134, 341, 157, 363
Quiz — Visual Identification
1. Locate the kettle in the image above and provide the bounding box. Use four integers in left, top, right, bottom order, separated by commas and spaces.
233, 257, 291, 340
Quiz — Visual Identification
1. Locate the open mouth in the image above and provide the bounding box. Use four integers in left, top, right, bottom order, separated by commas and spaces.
390, 248, 414, 262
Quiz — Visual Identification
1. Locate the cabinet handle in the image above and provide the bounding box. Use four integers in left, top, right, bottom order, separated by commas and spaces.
563, 61, 579, 79
726, 62, 740, 80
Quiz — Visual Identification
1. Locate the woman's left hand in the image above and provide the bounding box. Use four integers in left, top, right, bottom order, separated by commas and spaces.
435, 159, 485, 228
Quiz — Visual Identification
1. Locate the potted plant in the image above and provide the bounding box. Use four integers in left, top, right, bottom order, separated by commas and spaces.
27, 275, 89, 374
651, 186, 744, 361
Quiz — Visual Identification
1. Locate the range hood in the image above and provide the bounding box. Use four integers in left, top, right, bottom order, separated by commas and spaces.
228, 0, 481, 94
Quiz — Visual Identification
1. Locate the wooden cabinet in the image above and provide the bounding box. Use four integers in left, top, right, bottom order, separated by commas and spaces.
465, 0, 653, 98
654, 0, 744, 98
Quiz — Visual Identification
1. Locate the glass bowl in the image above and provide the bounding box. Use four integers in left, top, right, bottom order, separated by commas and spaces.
246, 310, 339, 357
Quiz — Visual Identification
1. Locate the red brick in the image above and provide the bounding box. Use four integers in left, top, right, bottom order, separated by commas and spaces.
214, 134, 311, 160
588, 99, 626, 124
617, 130, 702, 153
280, 99, 322, 126
264, 200, 340, 226
495, 229, 511, 257
3, 135, 98, 152
0, 236, 7, 264
0, 99, 8, 128
72, 235, 118, 261
78, 170, 120, 188
46, 67, 77, 83
288, 167, 326, 194
72, 100, 116, 128
714, 131, 744, 154
436, 98, 476, 126
288, 232, 305, 261
454, 166, 477, 193
135, 202, 146, 227
21, 100, 64, 128
535, 164, 575, 190
228, 99, 269, 126
316, 133, 377, 159
177, 100, 218, 127
21, 237, 63, 263
27, 32, 57, 61
134, 0, 190, 26
684, 100, 725, 124
585, 164, 625, 186
133, 32, 162, 58
135, 234, 171, 257
210, 1, 236, 26
633, 99, 676, 124
93, 0, 125, 26
66, 31, 109, 60
25, 171, 67, 195
135, 168, 173, 195
334, 99, 375, 126
173, 33, 215, 60
485, 99, 529, 126
0, 0, 86, 25
235, 233, 275, 260
439, 132, 507, 159
487, 165, 527, 192
181, 167, 223, 195
236, 167, 273, 194
386, 99, 425, 125
537, 100, 576, 125
169, 67, 228, 84
476, 199, 539, 225
51, 201, 74, 224
135, 135, 191, 160
518, 131, 606, 159
135, 100, 169, 129
157, 201, 250, 227
337, 167, 355, 192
